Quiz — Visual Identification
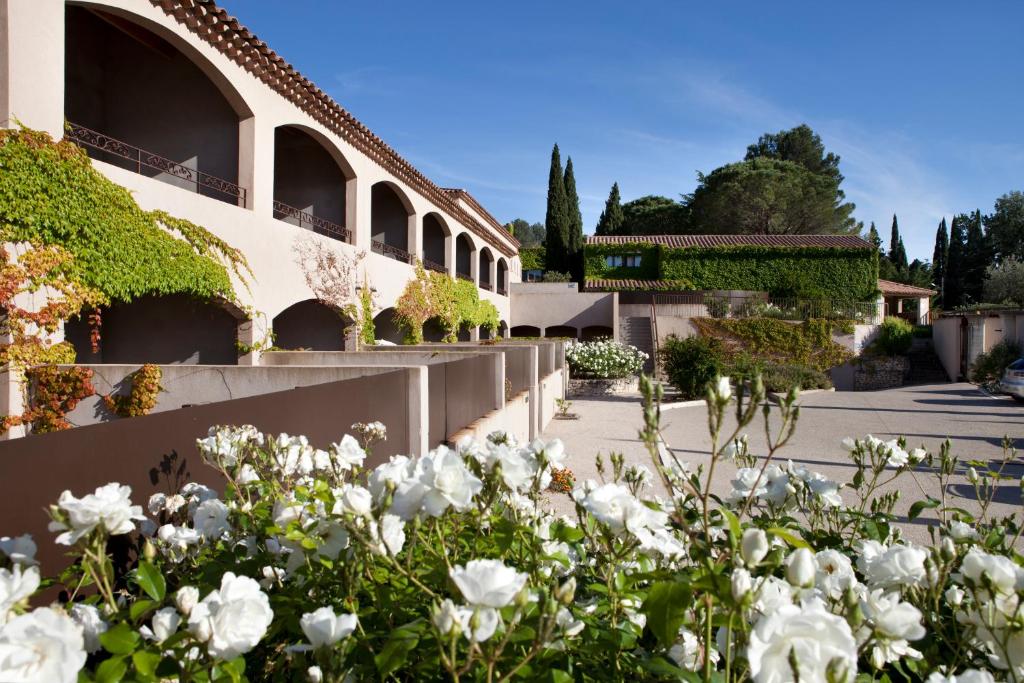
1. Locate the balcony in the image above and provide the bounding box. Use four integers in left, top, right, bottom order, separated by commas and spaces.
371, 240, 413, 264
273, 201, 350, 243
66, 123, 246, 206
423, 259, 447, 274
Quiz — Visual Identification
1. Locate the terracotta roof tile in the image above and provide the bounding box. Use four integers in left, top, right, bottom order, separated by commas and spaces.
148, 0, 518, 257
583, 279, 694, 292
586, 234, 874, 249
877, 279, 937, 297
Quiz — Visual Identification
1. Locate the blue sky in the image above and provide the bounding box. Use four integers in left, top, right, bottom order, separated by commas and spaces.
222, 1, 1023, 261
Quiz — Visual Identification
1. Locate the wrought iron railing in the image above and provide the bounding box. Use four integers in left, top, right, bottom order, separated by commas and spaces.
651, 293, 879, 323
480, 280, 493, 291
371, 240, 412, 264
456, 272, 473, 282
423, 259, 447, 274
66, 123, 246, 206
273, 201, 350, 243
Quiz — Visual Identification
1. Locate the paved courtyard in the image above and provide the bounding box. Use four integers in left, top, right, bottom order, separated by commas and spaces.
542, 383, 1024, 542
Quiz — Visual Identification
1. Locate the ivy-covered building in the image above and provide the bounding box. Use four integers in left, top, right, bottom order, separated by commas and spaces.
583, 234, 880, 302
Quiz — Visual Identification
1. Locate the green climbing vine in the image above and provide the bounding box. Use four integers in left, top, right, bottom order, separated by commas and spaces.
102, 364, 163, 418
394, 262, 501, 343
2, 365, 96, 434
359, 283, 376, 346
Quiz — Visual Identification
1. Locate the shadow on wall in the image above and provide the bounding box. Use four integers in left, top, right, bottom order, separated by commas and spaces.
66, 294, 241, 365
273, 300, 351, 351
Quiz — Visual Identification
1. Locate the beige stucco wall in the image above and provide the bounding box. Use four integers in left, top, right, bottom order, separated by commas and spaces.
932, 317, 962, 381
511, 284, 615, 336
1, 0, 518, 345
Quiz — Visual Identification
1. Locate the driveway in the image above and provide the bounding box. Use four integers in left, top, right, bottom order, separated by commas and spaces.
542, 383, 1024, 542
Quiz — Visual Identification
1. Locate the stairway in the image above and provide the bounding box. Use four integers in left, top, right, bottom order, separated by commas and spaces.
620, 316, 656, 374
905, 342, 950, 385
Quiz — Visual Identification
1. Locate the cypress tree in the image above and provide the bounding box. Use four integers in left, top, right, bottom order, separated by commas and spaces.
596, 182, 624, 236
563, 157, 584, 280
932, 218, 948, 306
963, 209, 989, 303
867, 221, 883, 253
889, 214, 908, 273
945, 215, 967, 308
544, 144, 569, 273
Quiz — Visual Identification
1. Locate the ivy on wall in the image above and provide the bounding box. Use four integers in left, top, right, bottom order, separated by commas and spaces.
519, 246, 545, 271
394, 261, 500, 343
102, 364, 163, 418
692, 317, 854, 371
2, 365, 96, 434
584, 242, 879, 300
0, 127, 250, 305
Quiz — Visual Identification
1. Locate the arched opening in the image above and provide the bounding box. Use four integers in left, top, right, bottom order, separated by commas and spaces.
422, 213, 449, 273
496, 259, 509, 295
273, 126, 352, 243
458, 327, 472, 342
64, 5, 247, 205
510, 325, 540, 338
424, 317, 447, 343
479, 248, 494, 291
273, 300, 351, 351
498, 321, 509, 338
65, 294, 241, 364
479, 326, 492, 340
371, 182, 413, 262
545, 325, 578, 339
581, 325, 614, 342
373, 308, 405, 345
455, 234, 475, 281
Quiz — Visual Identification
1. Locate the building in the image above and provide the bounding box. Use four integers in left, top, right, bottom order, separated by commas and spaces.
1, 0, 520, 362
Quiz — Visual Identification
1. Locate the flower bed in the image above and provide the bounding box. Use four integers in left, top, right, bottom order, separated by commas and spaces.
0, 381, 1020, 681
565, 338, 648, 379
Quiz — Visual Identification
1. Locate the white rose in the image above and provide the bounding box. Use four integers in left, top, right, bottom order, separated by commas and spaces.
378, 515, 405, 556
860, 589, 925, 668
0, 607, 87, 682
450, 559, 528, 608
236, 464, 260, 485
0, 535, 37, 567
432, 599, 463, 636
581, 483, 664, 534
731, 567, 753, 601
495, 447, 539, 492
863, 544, 927, 589
368, 455, 413, 502
187, 572, 274, 660
0, 565, 40, 625
193, 499, 232, 540
331, 435, 366, 469
815, 549, 857, 600
959, 548, 1024, 596
150, 606, 181, 642
785, 548, 816, 588
176, 586, 200, 616
927, 670, 996, 683
668, 627, 719, 672
715, 376, 733, 402
334, 485, 373, 518
454, 605, 500, 642
418, 447, 484, 517
69, 603, 107, 653
741, 528, 769, 566
300, 607, 358, 648
48, 483, 145, 545
555, 607, 584, 637
307, 665, 324, 683
747, 598, 857, 683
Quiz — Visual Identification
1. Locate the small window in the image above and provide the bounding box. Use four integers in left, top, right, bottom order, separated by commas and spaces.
625, 254, 642, 268
605, 255, 624, 267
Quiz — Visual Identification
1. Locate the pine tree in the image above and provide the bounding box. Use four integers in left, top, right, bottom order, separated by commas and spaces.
932, 218, 948, 306
544, 144, 569, 274
963, 209, 990, 304
867, 222, 883, 253
945, 215, 967, 308
595, 182, 624, 236
888, 215, 908, 274
563, 157, 584, 281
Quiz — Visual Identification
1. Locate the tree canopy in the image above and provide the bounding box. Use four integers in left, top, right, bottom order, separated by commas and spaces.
506, 218, 545, 248
595, 182, 624, 236
620, 195, 688, 235
984, 191, 1024, 263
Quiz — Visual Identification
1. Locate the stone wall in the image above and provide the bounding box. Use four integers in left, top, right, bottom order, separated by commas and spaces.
568, 376, 639, 397
853, 356, 909, 391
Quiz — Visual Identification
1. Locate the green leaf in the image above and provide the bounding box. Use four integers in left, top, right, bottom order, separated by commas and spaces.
491, 516, 518, 552
374, 620, 424, 677
129, 599, 156, 621
100, 623, 141, 655
135, 561, 166, 602
719, 507, 742, 545
642, 581, 690, 647
767, 527, 810, 549
131, 651, 161, 679
96, 655, 127, 683
547, 670, 573, 683
908, 497, 940, 521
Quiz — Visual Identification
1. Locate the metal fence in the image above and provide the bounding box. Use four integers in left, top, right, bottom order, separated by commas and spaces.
272, 201, 350, 243
652, 293, 878, 322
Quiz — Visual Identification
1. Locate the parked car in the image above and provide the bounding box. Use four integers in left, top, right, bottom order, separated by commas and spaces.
1002, 358, 1024, 402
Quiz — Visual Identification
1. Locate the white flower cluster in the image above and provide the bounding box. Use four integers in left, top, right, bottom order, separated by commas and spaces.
565, 339, 648, 379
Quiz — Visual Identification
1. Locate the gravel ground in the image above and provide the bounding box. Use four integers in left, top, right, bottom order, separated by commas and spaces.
541, 383, 1024, 543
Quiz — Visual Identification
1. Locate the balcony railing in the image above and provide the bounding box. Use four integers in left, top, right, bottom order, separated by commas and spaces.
66, 123, 246, 206
371, 240, 412, 264
273, 201, 350, 243
497, 286, 508, 296
480, 281, 493, 292
423, 259, 447, 274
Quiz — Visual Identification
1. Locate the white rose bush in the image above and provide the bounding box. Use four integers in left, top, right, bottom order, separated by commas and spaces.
0, 382, 1021, 681
565, 338, 648, 379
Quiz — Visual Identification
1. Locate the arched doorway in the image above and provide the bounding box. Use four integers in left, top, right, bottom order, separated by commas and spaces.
64, 5, 249, 205
498, 321, 509, 338
65, 294, 242, 365
273, 126, 353, 243
273, 300, 351, 351
581, 325, 615, 342
479, 248, 494, 291
371, 182, 413, 262
455, 234, 475, 281
424, 317, 447, 343
510, 325, 540, 338
422, 213, 449, 273
373, 308, 405, 345
496, 259, 509, 295
545, 325, 578, 339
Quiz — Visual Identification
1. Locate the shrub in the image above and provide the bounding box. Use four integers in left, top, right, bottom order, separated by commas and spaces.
565, 339, 647, 379
660, 334, 723, 399
541, 270, 572, 283
5, 382, 1023, 681
692, 317, 853, 372
873, 316, 914, 356
970, 339, 1023, 385
761, 363, 832, 393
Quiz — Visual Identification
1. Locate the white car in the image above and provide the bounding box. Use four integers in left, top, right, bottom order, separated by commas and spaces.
1002, 358, 1024, 402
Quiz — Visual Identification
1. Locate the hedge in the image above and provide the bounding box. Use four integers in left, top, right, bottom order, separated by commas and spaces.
583, 242, 879, 301
519, 246, 545, 271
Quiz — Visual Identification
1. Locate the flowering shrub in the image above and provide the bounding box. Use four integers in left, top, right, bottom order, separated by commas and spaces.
0, 379, 1021, 681
565, 338, 648, 379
